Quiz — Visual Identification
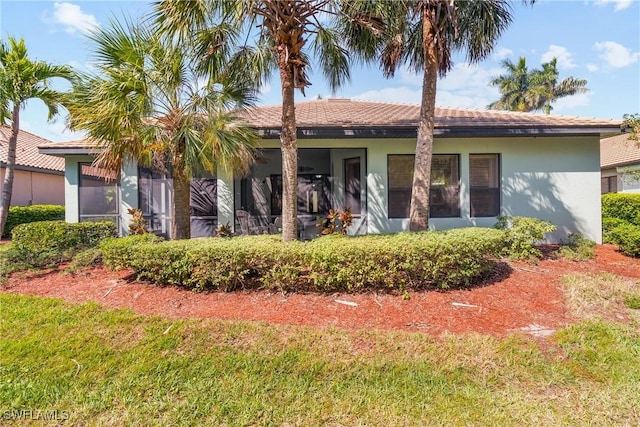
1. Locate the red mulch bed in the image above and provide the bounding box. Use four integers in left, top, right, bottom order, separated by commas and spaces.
3, 244, 640, 337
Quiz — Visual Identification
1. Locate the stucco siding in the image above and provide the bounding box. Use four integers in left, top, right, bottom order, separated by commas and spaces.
58, 134, 603, 243
0, 167, 64, 206
258, 135, 602, 242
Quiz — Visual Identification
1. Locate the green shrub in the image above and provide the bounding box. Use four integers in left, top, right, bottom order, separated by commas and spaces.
10, 220, 117, 267
607, 223, 640, 257
101, 228, 506, 293
0, 246, 30, 283
99, 233, 164, 270
558, 233, 596, 261
494, 215, 557, 261
3, 204, 65, 238
601, 193, 640, 225
602, 217, 629, 244
65, 248, 104, 273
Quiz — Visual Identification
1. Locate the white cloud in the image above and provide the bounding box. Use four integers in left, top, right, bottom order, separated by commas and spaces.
551, 93, 591, 114
594, 0, 633, 11
594, 41, 640, 67
435, 91, 492, 110
438, 63, 502, 93
353, 86, 422, 104
541, 45, 576, 69
493, 48, 513, 61
259, 82, 272, 96
46, 2, 99, 35
354, 63, 502, 110
67, 60, 96, 73
586, 63, 600, 72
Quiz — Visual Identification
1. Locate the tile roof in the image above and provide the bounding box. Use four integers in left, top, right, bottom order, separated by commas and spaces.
40, 99, 623, 155
0, 126, 64, 173
236, 98, 621, 132
600, 133, 640, 169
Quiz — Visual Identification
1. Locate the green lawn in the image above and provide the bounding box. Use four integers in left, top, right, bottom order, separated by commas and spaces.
1, 275, 639, 426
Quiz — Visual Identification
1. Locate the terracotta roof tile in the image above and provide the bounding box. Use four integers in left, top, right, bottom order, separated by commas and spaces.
237, 98, 621, 130
601, 133, 640, 168
0, 126, 64, 172
40, 99, 622, 155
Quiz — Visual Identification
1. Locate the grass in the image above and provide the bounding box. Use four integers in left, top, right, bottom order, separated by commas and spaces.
2, 287, 640, 425
562, 272, 640, 321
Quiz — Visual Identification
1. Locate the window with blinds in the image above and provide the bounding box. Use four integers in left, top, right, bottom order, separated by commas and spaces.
470, 154, 500, 217
387, 154, 460, 218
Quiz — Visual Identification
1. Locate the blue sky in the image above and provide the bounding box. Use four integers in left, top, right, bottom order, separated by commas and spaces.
1, 0, 639, 142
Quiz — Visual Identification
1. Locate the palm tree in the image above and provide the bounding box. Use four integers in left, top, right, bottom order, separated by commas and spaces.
0, 37, 74, 237
346, 0, 519, 231
489, 57, 588, 114
66, 19, 259, 240
528, 58, 588, 114
153, 0, 384, 242
487, 57, 532, 112
622, 113, 640, 141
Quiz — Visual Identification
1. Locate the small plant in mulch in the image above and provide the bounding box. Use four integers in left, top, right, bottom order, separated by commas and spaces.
317, 208, 353, 235
128, 208, 148, 235
215, 223, 234, 238
494, 215, 557, 262
558, 233, 596, 261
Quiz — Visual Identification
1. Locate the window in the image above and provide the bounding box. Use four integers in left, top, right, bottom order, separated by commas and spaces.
387, 154, 460, 218
78, 163, 118, 225
601, 176, 617, 194
470, 154, 500, 217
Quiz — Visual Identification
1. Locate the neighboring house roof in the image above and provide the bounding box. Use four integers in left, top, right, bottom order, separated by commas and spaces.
236, 98, 621, 138
600, 133, 640, 169
39, 99, 622, 155
0, 126, 64, 173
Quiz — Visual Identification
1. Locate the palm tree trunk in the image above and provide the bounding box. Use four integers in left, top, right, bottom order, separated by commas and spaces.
409, 9, 437, 232
279, 54, 298, 242
0, 106, 20, 237
171, 166, 191, 240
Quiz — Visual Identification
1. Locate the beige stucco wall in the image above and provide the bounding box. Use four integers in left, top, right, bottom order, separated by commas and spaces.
0, 167, 64, 206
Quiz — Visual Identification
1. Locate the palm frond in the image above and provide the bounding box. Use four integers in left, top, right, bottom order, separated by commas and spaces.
313, 26, 350, 92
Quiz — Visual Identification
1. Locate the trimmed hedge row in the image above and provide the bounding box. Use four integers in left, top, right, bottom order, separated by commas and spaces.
606, 224, 640, 257
100, 228, 506, 293
601, 193, 640, 256
10, 220, 117, 267
3, 204, 65, 238
602, 193, 640, 225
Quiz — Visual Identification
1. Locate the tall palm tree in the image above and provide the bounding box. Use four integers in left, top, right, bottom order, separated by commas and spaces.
489, 57, 588, 114
153, 0, 384, 241
487, 57, 532, 112
346, 0, 519, 231
528, 58, 588, 114
0, 37, 74, 237
67, 19, 259, 240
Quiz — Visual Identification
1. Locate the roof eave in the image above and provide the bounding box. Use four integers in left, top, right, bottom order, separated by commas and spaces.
0, 162, 64, 175
255, 125, 621, 139
38, 147, 103, 157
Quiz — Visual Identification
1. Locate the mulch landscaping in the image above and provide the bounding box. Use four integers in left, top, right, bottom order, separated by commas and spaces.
3, 244, 640, 337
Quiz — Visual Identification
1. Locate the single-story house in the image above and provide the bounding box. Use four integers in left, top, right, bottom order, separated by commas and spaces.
600, 133, 640, 194
1, 126, 65, 206
39, 99, 621, 243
